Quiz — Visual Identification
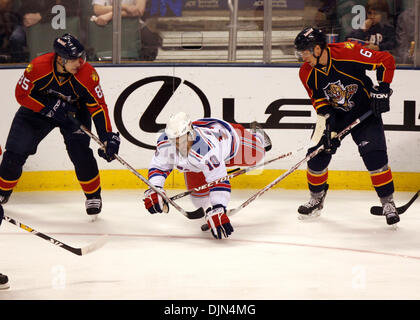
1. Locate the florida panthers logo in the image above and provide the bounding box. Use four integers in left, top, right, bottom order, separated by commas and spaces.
323, 80, 358, 111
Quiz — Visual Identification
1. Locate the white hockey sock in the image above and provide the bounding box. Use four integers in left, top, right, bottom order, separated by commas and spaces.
190, 194, 210, 210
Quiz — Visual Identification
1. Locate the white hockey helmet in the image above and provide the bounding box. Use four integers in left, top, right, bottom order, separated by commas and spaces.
165, 112, 194, 140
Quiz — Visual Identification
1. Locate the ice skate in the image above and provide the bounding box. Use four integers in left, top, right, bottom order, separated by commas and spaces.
85, 197, 102, 221
250, 121, 272, 152
382, 200, 400, 226
0, 194, 10, 204
0, 273, 9, 290
298, 185, 329, 220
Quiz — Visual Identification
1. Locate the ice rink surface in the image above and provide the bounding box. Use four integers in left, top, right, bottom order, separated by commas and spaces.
0, 188, 419, 300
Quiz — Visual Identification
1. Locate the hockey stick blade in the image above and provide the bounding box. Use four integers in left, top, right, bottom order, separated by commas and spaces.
185, 207, 206, 219
370, 189, 420, 216
80, 234, 109, 255
3, 214, 108, 256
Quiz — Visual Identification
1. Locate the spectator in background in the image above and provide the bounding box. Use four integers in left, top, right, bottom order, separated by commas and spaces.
346, 0, 396, 52
91, 0, 146, 26
0, 0, 22, 62
395, 3, 416, 64
19, 0, 78, 27
9, 0, 78, 63
148, 0, 182, 17
91, 0, 161, 61
315, 0, 338, 34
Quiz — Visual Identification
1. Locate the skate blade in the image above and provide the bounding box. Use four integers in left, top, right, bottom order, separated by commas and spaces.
89, 214, 99, 222
298, 211, 321, 220
386, 215, 400, 228
0, 283, 10, 290
388, 223, 399, 231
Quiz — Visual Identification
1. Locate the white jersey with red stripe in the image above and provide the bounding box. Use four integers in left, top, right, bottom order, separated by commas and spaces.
148, 118, 240, 207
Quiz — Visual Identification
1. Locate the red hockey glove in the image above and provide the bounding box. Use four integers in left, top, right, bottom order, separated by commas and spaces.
143, 187, 169, 214
205, 204, 234, 239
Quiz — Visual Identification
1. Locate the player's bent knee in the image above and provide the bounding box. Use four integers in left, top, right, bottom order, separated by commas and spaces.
307, 152, 331, 172
362, 150, 388, 172
66, 143, 94, 164
190, 193, 210, 210
2, 151, 27, 168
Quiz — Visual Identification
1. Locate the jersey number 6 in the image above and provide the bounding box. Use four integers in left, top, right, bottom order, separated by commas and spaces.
360, 48, 372, 58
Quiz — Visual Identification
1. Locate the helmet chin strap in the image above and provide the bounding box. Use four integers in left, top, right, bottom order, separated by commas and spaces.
187, 128, 196, 142
56, 56, 70, 73
312, 48, 324, 69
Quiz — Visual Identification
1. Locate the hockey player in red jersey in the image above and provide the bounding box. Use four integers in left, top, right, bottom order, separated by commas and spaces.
294, 27, 398, 225
0, 34, 120, 218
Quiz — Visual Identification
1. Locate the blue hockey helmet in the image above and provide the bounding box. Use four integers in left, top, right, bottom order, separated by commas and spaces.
294, 27, 327, 52
53, 33, 86, 62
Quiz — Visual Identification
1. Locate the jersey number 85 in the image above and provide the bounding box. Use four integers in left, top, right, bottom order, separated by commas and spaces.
18, 75, 30, 90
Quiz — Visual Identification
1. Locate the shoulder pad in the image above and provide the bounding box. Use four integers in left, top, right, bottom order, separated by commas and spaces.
25, 53, 54, 78
190, 134, 211, 157
156, 132, 171, 149
75, 62, 100, 86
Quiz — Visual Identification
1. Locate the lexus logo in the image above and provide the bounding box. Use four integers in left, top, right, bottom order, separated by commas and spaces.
114, 76, 211, 150
114, 76, 420, 151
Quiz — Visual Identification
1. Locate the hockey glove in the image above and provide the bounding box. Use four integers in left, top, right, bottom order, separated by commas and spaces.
322, 113, 340, 155
205, 204, 234, 239
314, 111, 340, 155
370, 82, 391, 117
98, 132, 120, 162
143, 187, 169, 214
40, 99, 76, 125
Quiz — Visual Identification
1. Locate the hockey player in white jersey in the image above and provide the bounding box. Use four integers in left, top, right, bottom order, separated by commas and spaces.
143, 112, 272, 239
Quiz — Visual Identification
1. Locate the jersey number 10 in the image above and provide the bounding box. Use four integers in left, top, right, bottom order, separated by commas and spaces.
205, 155, 220, 171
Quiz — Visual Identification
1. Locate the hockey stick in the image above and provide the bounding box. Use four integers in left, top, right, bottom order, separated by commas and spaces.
201, 146, 324, 231
76, 124, 205, 220
2, 215, 107, 256
51, 95, 204, 219
370, 189, 420, 216
169, 167, 240, 201
201, 110, 373, 231
169, 151, 294, 202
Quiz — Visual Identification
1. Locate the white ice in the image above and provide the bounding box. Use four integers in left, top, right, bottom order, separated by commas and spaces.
0, 188, 419, 300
